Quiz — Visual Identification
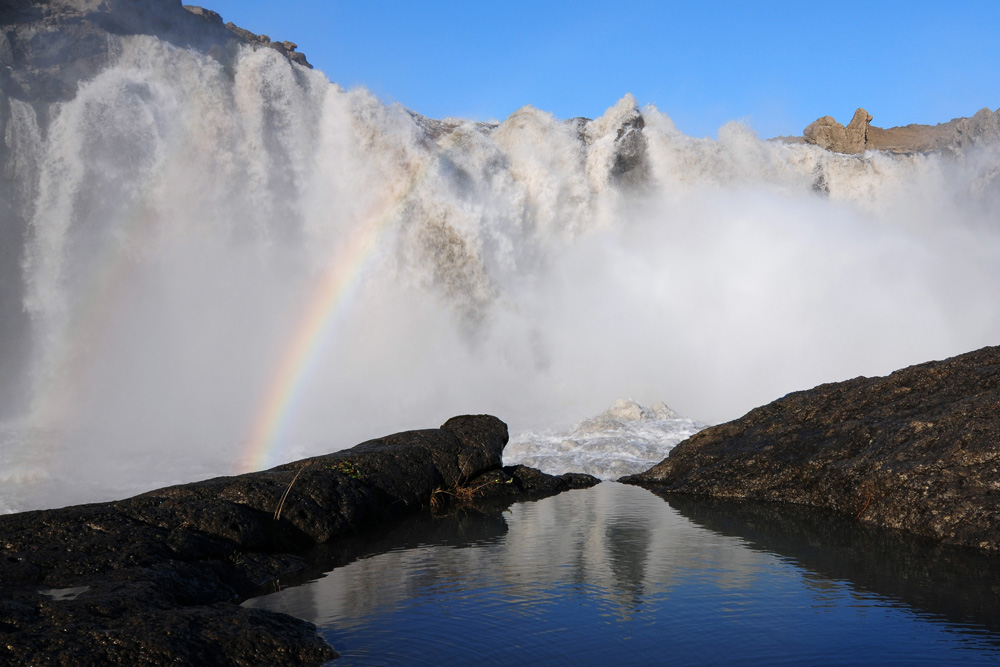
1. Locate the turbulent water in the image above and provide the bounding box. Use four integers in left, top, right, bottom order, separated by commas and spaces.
3, 35, 1000, 511
505, 398, 705, 479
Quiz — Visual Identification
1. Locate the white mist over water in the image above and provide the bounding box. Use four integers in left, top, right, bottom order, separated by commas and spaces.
3, 35, 1000, 510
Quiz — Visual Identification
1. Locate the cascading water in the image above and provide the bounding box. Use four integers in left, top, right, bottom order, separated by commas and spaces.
2, 34, 999, 511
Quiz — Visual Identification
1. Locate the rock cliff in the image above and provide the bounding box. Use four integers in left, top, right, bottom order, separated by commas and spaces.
1, 0, 308, 106
622, 346, 1000, 553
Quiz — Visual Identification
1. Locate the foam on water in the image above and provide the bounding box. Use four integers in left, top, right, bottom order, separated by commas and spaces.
504, 399, 705, 479
2, 33, 1000, 510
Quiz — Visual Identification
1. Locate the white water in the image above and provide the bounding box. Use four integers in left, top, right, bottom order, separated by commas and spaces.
504, 398, 705, 479
3, 35, 1000, 511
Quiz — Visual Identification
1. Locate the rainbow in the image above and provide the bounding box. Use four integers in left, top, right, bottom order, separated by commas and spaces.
241, 169, 424, 472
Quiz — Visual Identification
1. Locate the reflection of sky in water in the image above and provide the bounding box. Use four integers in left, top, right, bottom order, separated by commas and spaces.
246, 483, 1000, 665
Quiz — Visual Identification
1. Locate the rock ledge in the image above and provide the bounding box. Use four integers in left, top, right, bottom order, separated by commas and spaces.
622, 346, 1000, 552
0, 415, 597, 665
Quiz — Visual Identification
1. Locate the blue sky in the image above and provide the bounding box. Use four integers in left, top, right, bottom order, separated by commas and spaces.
201, 1, 999, 139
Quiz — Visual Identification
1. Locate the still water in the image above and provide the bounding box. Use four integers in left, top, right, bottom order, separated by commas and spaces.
245, 483, 1000, 665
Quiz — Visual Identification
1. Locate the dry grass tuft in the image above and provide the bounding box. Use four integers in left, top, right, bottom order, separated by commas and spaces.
274, 464, 310, 521
429, 472, 512, 512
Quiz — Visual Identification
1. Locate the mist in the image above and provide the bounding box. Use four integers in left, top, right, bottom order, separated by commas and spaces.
2, 35, 999, 510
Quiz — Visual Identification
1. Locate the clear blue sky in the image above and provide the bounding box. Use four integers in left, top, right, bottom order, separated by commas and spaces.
200, 1, 999, 139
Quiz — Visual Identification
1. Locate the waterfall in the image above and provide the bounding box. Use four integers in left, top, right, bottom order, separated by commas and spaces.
3, 33, 999, 509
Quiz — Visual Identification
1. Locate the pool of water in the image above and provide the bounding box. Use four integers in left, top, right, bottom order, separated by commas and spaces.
245, 483, 1000, 665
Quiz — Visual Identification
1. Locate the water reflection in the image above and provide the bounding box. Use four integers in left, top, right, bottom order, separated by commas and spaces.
246, 483, 1000, 665
662, 493, 1000, 643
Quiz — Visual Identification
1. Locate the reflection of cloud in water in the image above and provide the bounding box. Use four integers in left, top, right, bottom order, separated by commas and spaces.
246, 484, 1000, 663
247, 483, 773, 626
663, 493, 1000, 641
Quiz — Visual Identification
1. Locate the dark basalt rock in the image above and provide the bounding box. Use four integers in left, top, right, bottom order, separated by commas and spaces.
0, 414, 599, 665
609, 110, 648, 187
621, 346, 1000, 552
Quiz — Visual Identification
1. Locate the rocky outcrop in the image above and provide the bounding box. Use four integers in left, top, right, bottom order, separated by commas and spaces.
0, 415, 598, 665
796, 106, 1000, 155
607, 108, 648, 186
622, 346, 1000, 552
803, 107, 872, 154
867, 106, 1000, 154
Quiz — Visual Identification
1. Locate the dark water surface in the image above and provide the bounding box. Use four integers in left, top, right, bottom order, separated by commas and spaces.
245, 483, 1000, 665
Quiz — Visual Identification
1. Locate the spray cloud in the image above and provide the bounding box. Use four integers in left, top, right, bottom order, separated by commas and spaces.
2, 35, 999, 509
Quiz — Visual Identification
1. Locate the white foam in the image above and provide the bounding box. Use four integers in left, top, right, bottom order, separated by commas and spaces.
504, 399, 706, 479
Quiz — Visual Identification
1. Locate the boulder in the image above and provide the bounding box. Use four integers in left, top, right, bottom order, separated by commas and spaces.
0, 414, 598, 665
803, 107, 872, 154
622, 346, 1000, 552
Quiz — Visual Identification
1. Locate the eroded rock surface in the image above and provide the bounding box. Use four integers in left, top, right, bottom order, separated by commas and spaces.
622, 346, 1000, 552
867, 106, 1000, 154
796, 106, 1000, 155
0, 415, 598, 665
803, 107, 872, 154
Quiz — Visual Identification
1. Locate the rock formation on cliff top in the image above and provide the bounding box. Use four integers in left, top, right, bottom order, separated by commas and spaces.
803, 107, 873, 154
799, 105, 1000, 155
621, 346, 1000, 553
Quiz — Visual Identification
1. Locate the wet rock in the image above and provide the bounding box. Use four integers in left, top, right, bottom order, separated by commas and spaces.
582, 94, 650, 187
0, 414, 592, 665
622, 346, 1000, 553
467, 464, 599, 503
609, 110, 648, 186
